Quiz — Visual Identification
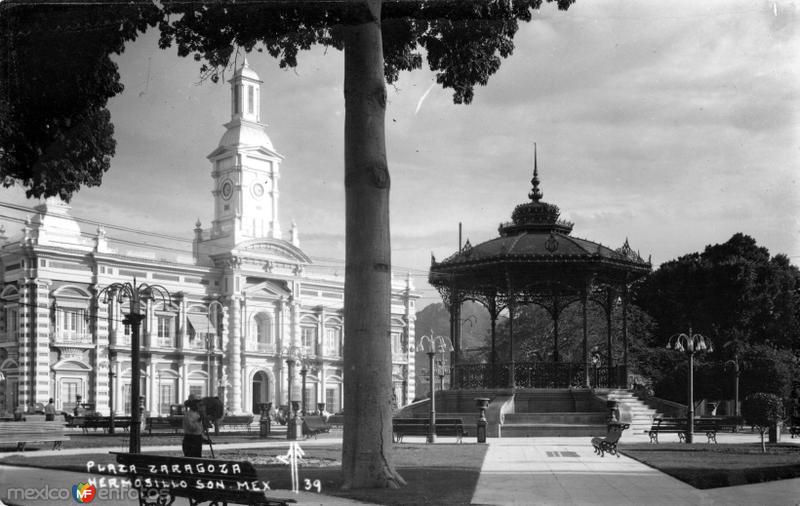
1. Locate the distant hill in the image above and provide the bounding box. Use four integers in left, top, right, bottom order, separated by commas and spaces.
413, 301, 491, 399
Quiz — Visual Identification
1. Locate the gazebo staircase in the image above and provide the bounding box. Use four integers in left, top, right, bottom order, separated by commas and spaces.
397, 388, 656, 438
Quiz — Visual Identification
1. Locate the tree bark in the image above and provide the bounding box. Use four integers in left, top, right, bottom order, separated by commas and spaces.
341, 0, 405, 490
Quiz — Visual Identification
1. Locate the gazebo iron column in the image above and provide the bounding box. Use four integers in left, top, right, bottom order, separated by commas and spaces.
551, 293, 561, 363
582, 279, 591, 388
622, 283, 630, 386
605, 288, 615, 384
507, 300, 515, 389
488, 297, 498, 388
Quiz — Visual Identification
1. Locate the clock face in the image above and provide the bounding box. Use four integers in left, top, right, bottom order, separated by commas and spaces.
252, 183, 264, 198
221, 180, 233, 200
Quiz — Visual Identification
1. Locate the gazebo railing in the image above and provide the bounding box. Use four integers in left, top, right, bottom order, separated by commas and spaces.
453, 362, 627, 389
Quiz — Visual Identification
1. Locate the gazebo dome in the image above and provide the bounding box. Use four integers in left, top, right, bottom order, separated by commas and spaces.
434, 148, 649, 276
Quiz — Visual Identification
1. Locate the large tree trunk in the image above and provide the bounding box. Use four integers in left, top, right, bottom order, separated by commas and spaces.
341, 0, 405, 490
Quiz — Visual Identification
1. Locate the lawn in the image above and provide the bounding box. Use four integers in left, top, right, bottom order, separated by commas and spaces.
621, 442, 800, 489
0, 443, 488, 505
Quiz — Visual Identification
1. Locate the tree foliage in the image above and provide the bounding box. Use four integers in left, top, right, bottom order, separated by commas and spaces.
0, 0, 160, 199
634, 233, 800, 350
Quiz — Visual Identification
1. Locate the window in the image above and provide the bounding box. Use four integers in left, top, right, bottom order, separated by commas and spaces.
58, 308, 87, 343
247, 85, 254, 114
233, 85, 240, 114
2, 307, 17, 343
156, 315, 175, 348
326, 386, 340, 413
120, 323, 131, 346
122, 384, 131, 414
301, 326, 317, 355
325, 327, 341, 357
391, 331, 402, 355
159, 383, 175, 415
253, 313, 272, 352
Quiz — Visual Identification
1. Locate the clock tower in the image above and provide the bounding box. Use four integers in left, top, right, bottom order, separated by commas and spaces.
205, 58, 284, 248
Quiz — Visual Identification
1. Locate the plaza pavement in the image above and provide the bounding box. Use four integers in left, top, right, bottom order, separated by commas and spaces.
470, 432, 800, 506
0, 432, 798, 505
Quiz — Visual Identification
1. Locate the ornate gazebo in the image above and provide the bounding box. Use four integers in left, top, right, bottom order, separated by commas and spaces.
429, 151, 651, 389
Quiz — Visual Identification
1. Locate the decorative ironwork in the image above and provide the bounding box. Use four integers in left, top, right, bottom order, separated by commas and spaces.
545, 233, 559, 253
453, 362, 627, 389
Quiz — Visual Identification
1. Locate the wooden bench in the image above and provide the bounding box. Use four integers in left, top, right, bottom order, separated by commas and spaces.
392, 417, 464, 443
218, 415, 254, 432
146, 416, 182, 435
0, 421, 70, 450
113, 452, 296, 506
591, 423, 630, 457
648, 417, 718, 444
79, 416, 133, 433
302, 416, 330, 439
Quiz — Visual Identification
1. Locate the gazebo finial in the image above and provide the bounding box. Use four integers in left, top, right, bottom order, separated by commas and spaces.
528, 142, 544, 203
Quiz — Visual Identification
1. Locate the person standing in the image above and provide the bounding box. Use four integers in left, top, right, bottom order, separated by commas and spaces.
182, 398, 204, 457
44, 399, 56, 421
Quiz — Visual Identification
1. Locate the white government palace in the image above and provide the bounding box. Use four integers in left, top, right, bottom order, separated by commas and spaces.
0, 60, 418, 417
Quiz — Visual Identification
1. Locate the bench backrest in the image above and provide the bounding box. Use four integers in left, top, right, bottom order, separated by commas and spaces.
304, 416, 329, 429
0, 421, 67, 433
221, 415, 253, 424
393, 418, 427, 426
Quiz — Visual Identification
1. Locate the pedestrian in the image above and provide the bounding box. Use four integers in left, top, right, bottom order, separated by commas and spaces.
182, 398, 204, 457
44, 398, 56, 421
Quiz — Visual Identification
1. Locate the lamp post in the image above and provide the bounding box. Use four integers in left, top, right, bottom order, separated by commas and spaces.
666, 328, 713, 444
208, 300, 224, 398
724, 356, 741, 419
282, 345, 304, 440
300, 364, 308, 415
100, 278, 170, 453
108, 351, 116, 434
418, 331, 452, 443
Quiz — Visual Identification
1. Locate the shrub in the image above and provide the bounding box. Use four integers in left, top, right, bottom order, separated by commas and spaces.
742, 392, 786, 452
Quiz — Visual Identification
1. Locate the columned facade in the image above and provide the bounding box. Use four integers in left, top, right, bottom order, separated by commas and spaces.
0, 61, 417, 417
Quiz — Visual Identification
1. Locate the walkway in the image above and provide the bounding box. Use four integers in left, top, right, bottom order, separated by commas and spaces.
1, 433, 798, 505
471, 434, 800, 506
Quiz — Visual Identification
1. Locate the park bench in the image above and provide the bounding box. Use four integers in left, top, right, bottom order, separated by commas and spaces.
302, 416, 331, 439
146, 416, 183, 435
113, 452, 296, 506
591, 422, 630, 457
0, 420, 70, 450
789, 425, 800, 438
79, 416, 133, 433
218, 415, 255, 432
392, 417, 464, 443
648, 417, 718, 444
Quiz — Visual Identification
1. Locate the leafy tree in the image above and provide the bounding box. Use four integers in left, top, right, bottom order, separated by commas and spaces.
2, 0, 576, 489
634, 233, 800, 351
0, 1, 160, 199
738, 344, 798, 399
742, 392, 786, 452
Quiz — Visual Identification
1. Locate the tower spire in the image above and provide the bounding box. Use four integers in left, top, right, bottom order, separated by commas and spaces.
528, 142, 543, 202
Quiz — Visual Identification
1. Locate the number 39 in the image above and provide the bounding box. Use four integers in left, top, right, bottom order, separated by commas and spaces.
304, 478, 322, 493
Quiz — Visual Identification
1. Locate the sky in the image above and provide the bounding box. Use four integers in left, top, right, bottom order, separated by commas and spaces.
1, 0, 799, 307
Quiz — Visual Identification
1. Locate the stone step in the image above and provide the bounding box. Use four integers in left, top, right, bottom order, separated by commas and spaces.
504, 412, 607, 424
499, 423, 607, 438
